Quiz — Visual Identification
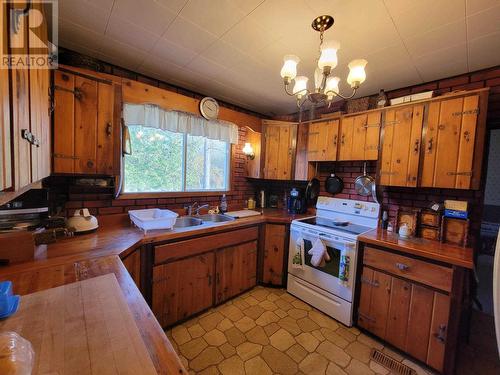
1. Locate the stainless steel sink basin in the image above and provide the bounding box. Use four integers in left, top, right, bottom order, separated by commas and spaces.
173, 216, 203, 228
197, 214, 235, 223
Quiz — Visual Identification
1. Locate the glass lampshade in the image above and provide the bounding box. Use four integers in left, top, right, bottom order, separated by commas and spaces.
325, 76, 340, 99
314, 67, 323, 90
280, 55, 300, 79
242, 142, 254, 156
293, 76, 309, 97
347, 59, 367, 88
318, 40, 339, 70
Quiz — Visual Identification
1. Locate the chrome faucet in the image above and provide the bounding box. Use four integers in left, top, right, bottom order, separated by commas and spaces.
185, 202, 209, 216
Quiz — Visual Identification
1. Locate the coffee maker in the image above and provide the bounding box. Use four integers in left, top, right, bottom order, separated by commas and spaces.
287, 188, 307, 214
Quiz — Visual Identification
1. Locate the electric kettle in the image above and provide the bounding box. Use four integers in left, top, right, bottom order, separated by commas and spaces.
66, 209, 99, 234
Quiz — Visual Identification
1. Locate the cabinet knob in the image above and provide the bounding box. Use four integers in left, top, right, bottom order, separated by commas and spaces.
433, 324, 447, 343
106, 122, 112, 137
463, 131, 470, 142
395, 263, 409, 271
413, 139, 420, 154
427, 138, 433, 153
87, 160, 94, 168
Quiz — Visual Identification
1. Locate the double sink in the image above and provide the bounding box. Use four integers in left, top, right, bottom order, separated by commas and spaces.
173, 214, 235, 229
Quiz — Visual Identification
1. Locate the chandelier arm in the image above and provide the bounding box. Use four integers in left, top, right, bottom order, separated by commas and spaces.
284, 83, 296, 96
325, 87, 358, 100
296, 95, 309, 109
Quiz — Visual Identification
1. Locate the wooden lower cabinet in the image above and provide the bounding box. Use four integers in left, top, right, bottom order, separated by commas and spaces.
121, 248, 141, 289
215, 241, 257, 304
358, 251, 454, 373
152, 253, 214, 327
152, 227, 259, 327
262, 224, 287, 286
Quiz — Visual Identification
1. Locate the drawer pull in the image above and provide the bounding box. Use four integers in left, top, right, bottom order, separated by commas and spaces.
433, 324, 447, 343
396, 263, 409, 271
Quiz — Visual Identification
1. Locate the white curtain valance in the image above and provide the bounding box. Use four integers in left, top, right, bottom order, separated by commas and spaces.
123, 103, 239, 144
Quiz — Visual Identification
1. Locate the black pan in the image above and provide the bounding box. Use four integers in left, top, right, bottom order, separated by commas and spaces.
305, 178, 320, 203
325, 172, 344, 195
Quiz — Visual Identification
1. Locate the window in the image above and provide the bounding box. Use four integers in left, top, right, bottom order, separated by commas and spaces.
124, 125, 230, 193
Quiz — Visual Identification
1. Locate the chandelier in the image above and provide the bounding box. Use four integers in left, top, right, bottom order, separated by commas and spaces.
280, 15, 368, 108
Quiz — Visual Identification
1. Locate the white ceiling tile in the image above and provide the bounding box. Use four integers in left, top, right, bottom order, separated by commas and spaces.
468, 31, 500, 71
138, 55, 187, 80
153, 0, 190, 14
201, 40, 252, 68
58, 0, 110, 33
385, 0, 466, 39
150, 37, 198, 66
466, 0, 500, 15
249, 0, 316, 39
98, 37, 149, 70
221, 16, 278, 56
111, 0, 177, 35
163, 16, 218, 54
185, 56, 228, 81
467, 4, 500, 40
59, 39, 101, 60
58, 19, 106, 52
106, 14, 160, 52
414, 43, 468, 81
405, 19, 466, 58
179, 0, 247, 37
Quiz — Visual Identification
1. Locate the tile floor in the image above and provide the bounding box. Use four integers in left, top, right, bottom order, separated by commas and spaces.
166, 286, 447, 375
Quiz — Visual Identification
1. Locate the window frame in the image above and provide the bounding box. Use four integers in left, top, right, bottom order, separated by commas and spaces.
120, 127, 233, 199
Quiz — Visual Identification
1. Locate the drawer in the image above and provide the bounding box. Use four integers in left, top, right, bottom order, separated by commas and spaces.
420, 211, 441, 227
363, 247, 453, 292
155, 226, 259, 265
419, 226, 440, 241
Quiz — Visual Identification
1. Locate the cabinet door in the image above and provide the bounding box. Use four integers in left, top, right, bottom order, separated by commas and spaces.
385, 277, 411, 348
152, 253, 214, 327
368, 269, 392, 338
262, 224, 287, 286
307, 120, 339, 162
121, 249, 141, 290
53, 71, 76, 173
379, 104, 423, 187
421, 96, 479, 189
405, 284, 434, 362
96, 83, 115, 174
10, 2, 31, 189
338, 116, 354, 160
215, 241, 257, 304
0, 6, 11, 191
264, 123, 294, 180
427, 292, 450, 372
74, 76, 98, 174
357, 267, 374, 330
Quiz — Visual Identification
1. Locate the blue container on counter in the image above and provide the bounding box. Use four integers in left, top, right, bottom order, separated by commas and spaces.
0, 281, 20, 319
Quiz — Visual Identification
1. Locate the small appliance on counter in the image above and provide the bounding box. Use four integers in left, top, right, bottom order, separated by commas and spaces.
0, 189, 49, 232
287, 187, 307, 214
66, 209, 99, 234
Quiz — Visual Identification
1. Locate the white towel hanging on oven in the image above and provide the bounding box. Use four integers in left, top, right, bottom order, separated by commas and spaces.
308, 238, 330, 267
291, 237, 305, 269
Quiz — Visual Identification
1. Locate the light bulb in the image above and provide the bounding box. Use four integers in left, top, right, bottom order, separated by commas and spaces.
293, 76, 308, 98
325, 76, 340, 100
318, 40, 339, 71
347, 59, 367, 88
280, 55, 300, 80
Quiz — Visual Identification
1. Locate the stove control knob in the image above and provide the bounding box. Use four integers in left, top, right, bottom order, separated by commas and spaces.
354, 203, 362, 209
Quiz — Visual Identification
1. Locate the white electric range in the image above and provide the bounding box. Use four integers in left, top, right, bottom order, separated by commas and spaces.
287, 196, 380, 326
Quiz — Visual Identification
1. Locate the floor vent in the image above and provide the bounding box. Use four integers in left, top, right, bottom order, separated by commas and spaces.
370, 349, 417, 375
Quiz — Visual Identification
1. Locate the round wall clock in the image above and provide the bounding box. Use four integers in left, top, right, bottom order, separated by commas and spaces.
199, 97, 219, 120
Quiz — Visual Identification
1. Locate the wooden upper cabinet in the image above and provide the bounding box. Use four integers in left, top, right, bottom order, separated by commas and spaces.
307, 119, 339, 162
0, 7, 11, 191
53, 69, 120, 175
420, 92, 486, 189
262, 120, 296, 180
379, 104, 424, 187
338, 111, 381, 161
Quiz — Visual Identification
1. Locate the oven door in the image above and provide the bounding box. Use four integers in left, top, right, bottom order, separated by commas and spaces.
288, 226, 357, 302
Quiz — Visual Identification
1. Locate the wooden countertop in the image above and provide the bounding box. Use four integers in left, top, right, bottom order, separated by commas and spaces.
359, 229, 474, 269
0, 208, 310, 374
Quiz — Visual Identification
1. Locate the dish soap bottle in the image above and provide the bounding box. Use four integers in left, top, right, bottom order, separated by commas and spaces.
220, 194, 228, 213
